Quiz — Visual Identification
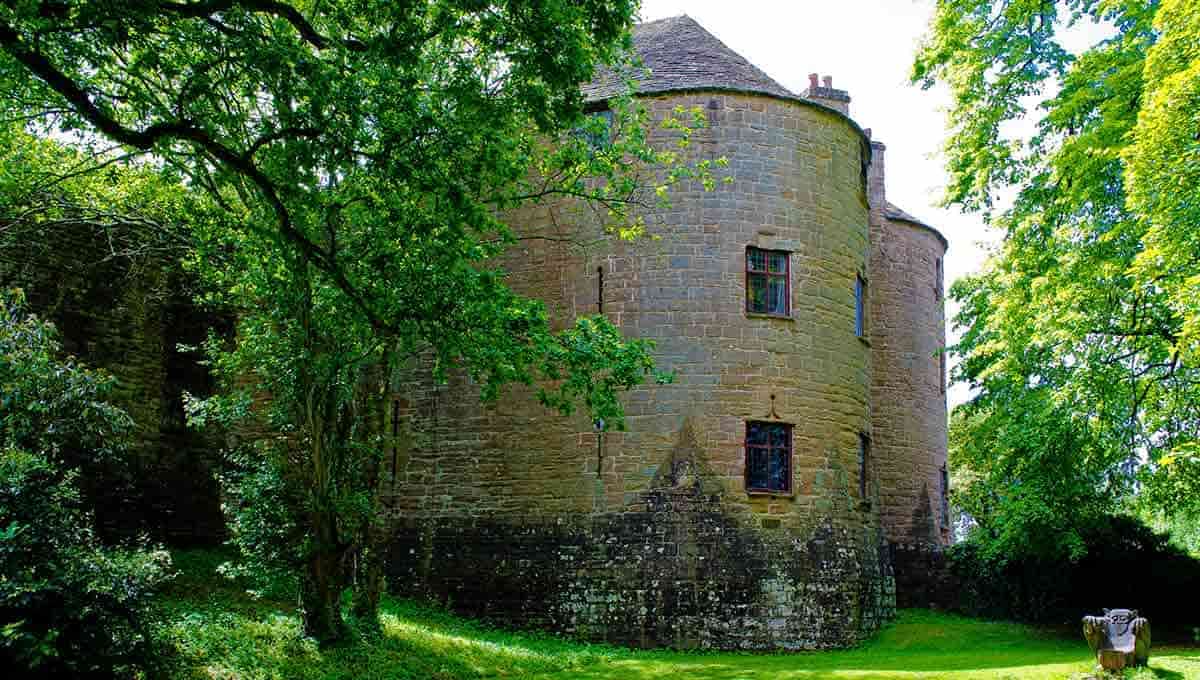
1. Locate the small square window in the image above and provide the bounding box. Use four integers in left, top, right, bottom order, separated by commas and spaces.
746, 421, 792, 493
575, 109, 613, 150
855, 274, 867, 337
746, 247, 789, 316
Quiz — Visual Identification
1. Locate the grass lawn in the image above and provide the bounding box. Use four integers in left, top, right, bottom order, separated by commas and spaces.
160, 551, 1200, 680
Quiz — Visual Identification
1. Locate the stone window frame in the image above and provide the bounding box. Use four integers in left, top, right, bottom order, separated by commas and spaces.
745, 246, 790, 318
744, 420, 793, 495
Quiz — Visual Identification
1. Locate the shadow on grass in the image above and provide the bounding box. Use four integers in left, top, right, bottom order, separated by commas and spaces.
161, 550, 623, 679
160, 551, 1200, 680
163, 602, 623, 680
161, 598, 1096, 680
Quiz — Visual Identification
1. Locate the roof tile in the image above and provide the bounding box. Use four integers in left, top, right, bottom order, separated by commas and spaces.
584, 15, 793, 101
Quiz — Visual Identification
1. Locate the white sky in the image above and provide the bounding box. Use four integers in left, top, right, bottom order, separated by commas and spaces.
638, 0, 996, 409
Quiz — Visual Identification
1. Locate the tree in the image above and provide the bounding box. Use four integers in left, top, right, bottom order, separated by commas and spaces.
0, 1, 715, 642
1124, 0, 1200, 512
914, 0, 1200, 558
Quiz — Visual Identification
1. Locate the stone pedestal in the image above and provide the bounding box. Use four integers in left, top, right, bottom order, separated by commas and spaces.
1098, 649, 1127, 671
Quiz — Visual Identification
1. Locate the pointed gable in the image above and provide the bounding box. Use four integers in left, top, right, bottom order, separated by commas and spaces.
583, 15, 794, 102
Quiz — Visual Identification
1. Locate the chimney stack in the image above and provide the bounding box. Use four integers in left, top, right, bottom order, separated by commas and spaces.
802, 72, 851, 116
868, 140, 887, 212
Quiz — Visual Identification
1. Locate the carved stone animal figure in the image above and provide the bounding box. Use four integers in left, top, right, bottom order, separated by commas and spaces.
1082, 608, 1150, 670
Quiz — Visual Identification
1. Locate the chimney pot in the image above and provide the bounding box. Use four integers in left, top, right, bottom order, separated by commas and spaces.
803, 72, 850, 115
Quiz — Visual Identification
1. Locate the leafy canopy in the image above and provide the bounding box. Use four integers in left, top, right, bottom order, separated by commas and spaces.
915, 0, 1200, 559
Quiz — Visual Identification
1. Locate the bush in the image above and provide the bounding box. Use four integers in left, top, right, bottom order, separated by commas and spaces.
0, 450, 170, 677
216, 446, 305, 599
949, 514, 1200, 627
1, 291, 170, 677
0, 290, 133, 473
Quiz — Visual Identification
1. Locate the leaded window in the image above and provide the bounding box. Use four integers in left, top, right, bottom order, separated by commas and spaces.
746, 421, 792, 493
746, 247, 789, 316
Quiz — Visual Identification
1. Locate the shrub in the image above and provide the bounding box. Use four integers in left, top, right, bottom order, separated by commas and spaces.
1, 291, 170, 677
0, 449, 170, 677
0, 290, 133, 473
949, 514, 1200, 627
216, 446, 305, 599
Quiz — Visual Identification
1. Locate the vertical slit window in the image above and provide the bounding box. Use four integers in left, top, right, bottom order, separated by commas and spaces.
389, 399, 402, 484
746, 421, 792, 493
746, 247, 789, 316
935, 257, 944, 300
940, 465, 950, 527
940, 348, 947, 394
858, 433, 870, 500
855, 274, 867, 337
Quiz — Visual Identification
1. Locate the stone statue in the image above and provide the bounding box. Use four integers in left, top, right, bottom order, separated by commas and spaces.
1083, 608, 1150, 670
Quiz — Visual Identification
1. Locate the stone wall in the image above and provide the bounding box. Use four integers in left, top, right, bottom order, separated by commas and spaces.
866, 141, 950, 603
868, 214, 948, 545
382, 92, 896, 649
0, 221, 224, 542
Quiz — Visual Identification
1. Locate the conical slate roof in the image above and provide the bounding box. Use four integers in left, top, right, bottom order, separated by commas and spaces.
885, 202, 931, 228
583, 15, 794, 101
886, 202, 949, 249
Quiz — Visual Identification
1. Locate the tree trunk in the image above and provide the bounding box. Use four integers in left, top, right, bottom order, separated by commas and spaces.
352, 527, 384, 631
301, 512, 347, 644
352, 360, 388, 632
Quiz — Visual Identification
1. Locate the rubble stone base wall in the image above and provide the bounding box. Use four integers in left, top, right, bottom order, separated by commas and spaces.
387, 485, 894, 650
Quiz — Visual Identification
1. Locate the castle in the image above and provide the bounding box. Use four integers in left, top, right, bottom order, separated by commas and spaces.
0, 15, 949, 651
379, 16, 949, 650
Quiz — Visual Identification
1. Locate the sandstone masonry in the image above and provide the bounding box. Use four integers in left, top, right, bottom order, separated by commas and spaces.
7, 14, 950, 650
381, 16, 949, 650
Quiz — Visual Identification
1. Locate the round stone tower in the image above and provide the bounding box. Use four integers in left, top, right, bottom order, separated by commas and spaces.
382, 15, 915, 649
866, 140, 951, 605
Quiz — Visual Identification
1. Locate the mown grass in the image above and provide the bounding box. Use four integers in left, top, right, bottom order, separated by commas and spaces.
158, 550, 624, 679
159, 550, 1200, 679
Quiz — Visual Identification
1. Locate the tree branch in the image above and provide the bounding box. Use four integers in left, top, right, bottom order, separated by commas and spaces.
156, 0, 367, 51
0, 18, 388, 332
248, 126, 325, 157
